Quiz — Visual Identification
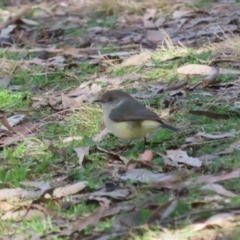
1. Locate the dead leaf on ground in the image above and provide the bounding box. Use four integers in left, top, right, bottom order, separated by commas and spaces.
117, 168, 177, 184
20, 181, 50, 191
116, 52, 151, 68
147, 199, 177, 223
1, 114, 25, 131
139, 150, 153, 162
52, 181, 87, 198
190, 213, 235, 232
74, 147, 89, 166
197, 131, 235, 140
93, 127, 109, 142
177, 64, 240, 75
2, 206, 46, 221
97, 146, 130, 165
61, 92, 79, 109
196, 168, 240, 184
201, 183, 237, 197
0, 122, 39, 146
166, 149, 202, 167
218, 140, 240, 155
89, 188, 129, 200
61, 205, 107, 236
0, 188, 42, 200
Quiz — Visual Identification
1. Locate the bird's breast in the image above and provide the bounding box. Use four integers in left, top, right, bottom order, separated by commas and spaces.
103, 113, 160, 140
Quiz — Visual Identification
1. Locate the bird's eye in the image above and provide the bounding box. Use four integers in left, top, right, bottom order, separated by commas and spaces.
108, 97, 114, 102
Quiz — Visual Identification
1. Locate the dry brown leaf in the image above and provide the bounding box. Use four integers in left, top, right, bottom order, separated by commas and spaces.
166, 149, 202, 167
20, 181, 50, 191
2, 207, 46, 221
61, 205, 107, 236
63, 45, 79, 56
90, 188, 129, 200
172, 10, 191, 19
117, 52, 151, 68
61, 93, 79, 109
197, 131, 235, 140
97, 146, 130, 165
147, 199, 177, 223
196, 168, 240, 184
0, 122, 39, 146
93, 128, 109, 142
62, 136, 83, 143
0, 202, 13, 211
74, 146, 89, 166
190, 213, 235, 232
118, 169, 174, 184
185, 135, 203, 144
139, 150, 153, 162
201, 183, 237, 197
1, 114, 25, 131
177, 64, 212, 75
146, 30, 164, 42
53, 181, 87, 198
0, 188, 41, 200
218, 140, 240, 155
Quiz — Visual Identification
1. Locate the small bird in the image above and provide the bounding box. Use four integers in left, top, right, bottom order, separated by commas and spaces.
94, 90, 177, 147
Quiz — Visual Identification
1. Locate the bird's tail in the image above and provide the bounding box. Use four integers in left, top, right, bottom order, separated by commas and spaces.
161, 123, 178, 132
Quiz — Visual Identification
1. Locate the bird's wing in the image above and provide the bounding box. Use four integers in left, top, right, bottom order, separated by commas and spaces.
109, 100, 178, 132
109, 100, 160, 122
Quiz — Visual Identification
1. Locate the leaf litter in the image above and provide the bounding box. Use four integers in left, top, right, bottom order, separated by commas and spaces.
1, 0, 240, 239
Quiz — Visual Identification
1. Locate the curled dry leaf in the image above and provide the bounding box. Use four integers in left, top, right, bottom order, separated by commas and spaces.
147, 199, 177, 223
90, 188, 129, 200
1, 114, 25, 131
197, 131, 235, 140
166, 149, 202, 167
177, 64, 212, 75
185, 135, 203, 144
218, 140, 240, 155
97, 146, 130, 165
201, 183, 237, 197
62, 136, 83, 143
0, 122, 39, 146
116, 52, 151, 68
61, 92, 79, 109
190, 213, 235, 232
61, 205, 107, 236
0, 188, 42, 200
93, 127, 109, 142
74, 146, 89, 166
196, 168, 240, 184
118, 168, 175, 184
53, 181, 87, 198
139, 149, 153, 162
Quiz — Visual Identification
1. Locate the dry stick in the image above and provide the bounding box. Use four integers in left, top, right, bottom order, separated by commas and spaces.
0, 5, 32, 31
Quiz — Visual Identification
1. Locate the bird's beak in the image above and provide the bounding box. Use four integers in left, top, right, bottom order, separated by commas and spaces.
93, 99, 103, 103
